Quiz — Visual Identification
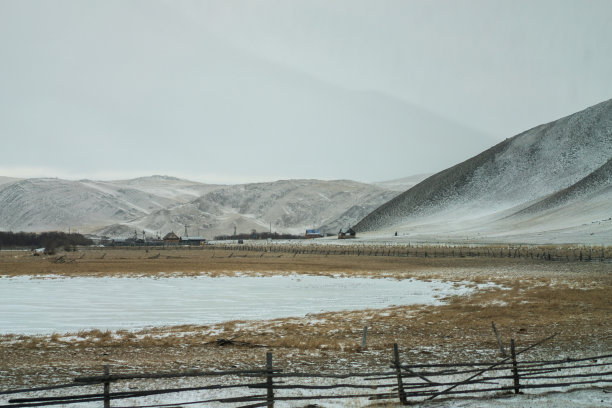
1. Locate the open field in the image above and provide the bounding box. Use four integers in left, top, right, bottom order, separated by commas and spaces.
0, 246, 610, 398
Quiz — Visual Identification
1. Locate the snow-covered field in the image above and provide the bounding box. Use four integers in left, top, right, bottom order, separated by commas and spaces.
3, 362, 609, 408
1, 252, 609, 407
0, 275, 475, 335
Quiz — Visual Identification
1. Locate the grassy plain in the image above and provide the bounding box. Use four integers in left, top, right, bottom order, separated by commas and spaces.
0, 246, 610, 389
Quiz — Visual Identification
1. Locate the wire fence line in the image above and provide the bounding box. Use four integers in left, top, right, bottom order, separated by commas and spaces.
101, 242, 611, 263
217, 243, 612, 262
2, 337, 610, 408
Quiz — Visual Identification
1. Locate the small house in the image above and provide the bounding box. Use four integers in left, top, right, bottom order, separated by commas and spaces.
305, 229, 323, 239
180, 236, 206, 246
338, 227, 356, 239
163, 231, 180, 245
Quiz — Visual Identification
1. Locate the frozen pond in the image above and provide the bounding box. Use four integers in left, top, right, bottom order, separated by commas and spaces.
0, 275, 469, 335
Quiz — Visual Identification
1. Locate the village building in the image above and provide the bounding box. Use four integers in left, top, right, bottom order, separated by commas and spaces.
338, 227, 356, 239
162, 231, 180, 245
305, 229, 323, 239
180, 236, 206, 246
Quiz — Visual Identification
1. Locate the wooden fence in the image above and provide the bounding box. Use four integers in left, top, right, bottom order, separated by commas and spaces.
90, 242, 612, 262
2, 339, 610, 407
204, 243, 611, 262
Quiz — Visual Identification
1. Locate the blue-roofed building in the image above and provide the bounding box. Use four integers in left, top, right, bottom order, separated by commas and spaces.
180, 236, 206, 246
305, 229, 323, 239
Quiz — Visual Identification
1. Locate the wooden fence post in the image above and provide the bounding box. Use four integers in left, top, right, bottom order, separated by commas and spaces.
393, 343, 407, 405
361, 326, 368, 350
103, 365, 110, 408
266, 352, 274, 408
510, 339, 520, 394
491, 322, 507, 357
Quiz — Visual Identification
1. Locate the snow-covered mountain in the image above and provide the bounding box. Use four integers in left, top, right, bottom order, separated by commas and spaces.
373, 174, 433, 192
0, 177, 21, 187
94, 179, 398, 239
0, 176, 215, 233
0, 176, 398, 238
3, 96, 610, 244
355, 99, 612, 244
91, 176, 220, 203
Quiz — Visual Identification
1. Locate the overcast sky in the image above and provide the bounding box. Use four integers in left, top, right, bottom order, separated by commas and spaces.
1, 0, 611, 184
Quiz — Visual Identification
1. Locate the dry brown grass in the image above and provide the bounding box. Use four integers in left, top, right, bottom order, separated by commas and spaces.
0, 246, 570, 279
0, 246, 610, 389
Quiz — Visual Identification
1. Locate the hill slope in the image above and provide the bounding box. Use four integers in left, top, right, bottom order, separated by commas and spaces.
0, 176, 398, 239
0, 177, 214, 232
94, 179, 398, 239
355, 99, 612, 243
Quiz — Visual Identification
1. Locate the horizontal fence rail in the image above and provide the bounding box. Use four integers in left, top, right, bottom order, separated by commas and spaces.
2, 338, 611, 407
205, 243, 611, 262
78, 242, 612, 262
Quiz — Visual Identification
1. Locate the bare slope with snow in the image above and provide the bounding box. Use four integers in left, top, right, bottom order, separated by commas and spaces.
373, 173, 433, 192
104, 175, 220, 202
355, 99, 612, 244
0, 176, 215, 232
94, 179, 398, 238
0, 176, 21, 187
0, 176, 398, 238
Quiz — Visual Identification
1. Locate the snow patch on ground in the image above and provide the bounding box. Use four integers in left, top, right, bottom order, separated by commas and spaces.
0, 275, 479, 335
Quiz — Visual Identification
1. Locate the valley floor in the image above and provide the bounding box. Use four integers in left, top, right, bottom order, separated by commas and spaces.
0, 246, 610, 406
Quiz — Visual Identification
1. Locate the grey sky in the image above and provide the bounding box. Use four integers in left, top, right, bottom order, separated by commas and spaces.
1, 0, 611, 184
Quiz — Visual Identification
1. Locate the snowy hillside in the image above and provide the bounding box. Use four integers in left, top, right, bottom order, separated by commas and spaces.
0, 176, 21, 187
373, 173, 433, 192
0, 176, 216, 233
0, 176, 398, 238
93, 179, 398, 239
355, 99, 612, 244
104, 175, 220, 202
514, 158, 611, 217
3, 99, 609, 244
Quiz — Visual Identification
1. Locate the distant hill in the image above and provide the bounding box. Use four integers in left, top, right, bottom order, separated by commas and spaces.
3, 100, 609, 245
0, 176, 214, 233
373, 174, 433, 192
93, 179, 398, 239
355, 98, 612, 244
0, 176, 21, 187
0, 176, 399, 239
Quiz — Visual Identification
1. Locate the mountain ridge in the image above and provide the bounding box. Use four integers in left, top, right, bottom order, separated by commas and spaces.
2, 98, 610, 244
0, 176, 404, 238
354, 98, 612, 243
